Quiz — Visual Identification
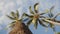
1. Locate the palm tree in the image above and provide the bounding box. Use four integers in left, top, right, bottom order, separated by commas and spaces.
43, 6, 56, 32
7, 10, 32, 34
22, 3, 48, 29
42, 6, 60, 33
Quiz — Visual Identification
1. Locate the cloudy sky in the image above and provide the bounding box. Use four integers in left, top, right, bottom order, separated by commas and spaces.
0, 0, 60, 34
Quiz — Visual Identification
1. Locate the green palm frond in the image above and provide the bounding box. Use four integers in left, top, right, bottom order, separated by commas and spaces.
27, 19, 32, 26
23, 3, 51, 30
46, 6, 56, 32
52, 13, 60, 19
4, 21, 16, 30
7, 11, 20, 20
9, 21, 16, 27
29, 6, 34, 14
38, 19, 48, 27
23, 18, 29, 22
23, 13, 33, 18
53, 14, 60, 23
49, 23, 54, 28
16, 10, 19, 18
48, 23, 55, 32
11, 11, 15, 17
46, 6, 60, 32
7, 15, 16, 20
48, 12, 54, 18
34, 3, 39, 13
32, 18, 37, 24
10, 21, 16, 24
34, 19, 38, 29
47, 6, 54, 18
40, 13, 46, 15
50, 6, 55, 12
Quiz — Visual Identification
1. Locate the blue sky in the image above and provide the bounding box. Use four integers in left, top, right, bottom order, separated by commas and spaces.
0, 0, 60, 34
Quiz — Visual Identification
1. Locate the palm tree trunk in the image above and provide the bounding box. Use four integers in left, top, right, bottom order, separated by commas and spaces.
9, 21, 32, 34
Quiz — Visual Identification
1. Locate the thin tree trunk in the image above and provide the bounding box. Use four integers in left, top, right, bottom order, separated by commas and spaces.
9, 21, 32, 34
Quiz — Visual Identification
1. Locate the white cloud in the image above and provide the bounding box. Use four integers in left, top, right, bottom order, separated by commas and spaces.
0, 0, 19, 33
0, 0, 26, 32
16, 0, 22, 6
0, 2, 4, 10
5, 2, 15, 10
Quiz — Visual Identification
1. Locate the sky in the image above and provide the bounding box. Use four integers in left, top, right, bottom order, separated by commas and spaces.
0, 0, 60, 34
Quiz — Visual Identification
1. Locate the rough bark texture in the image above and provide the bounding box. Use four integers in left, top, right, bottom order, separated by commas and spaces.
9, 21, 32, 34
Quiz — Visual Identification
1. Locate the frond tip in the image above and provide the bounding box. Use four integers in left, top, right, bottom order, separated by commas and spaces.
29, 6, 34, 14
27, 19, 32, 26
7, 15, 15, 20
50, 6, 55, 11
38, 19, 48, 27
11, 11, 15, 17
34, 3, 39, 13
16, 10, 19, 18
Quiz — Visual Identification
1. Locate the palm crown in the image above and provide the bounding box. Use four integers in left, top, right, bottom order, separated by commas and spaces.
42, 6, 60, 32
44, 6, 56, 32
22, 3, 48, 29
7, 10, 22, 28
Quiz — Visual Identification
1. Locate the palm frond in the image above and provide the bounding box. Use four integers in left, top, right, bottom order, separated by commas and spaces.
29, 6, 34, 14
49, 23, 54, 28
5, 21, 16, 30
27, 19, 32, 26
40, 13, 46, 15
52, 27, 55, 32
48, 23, 55, 32
38, 19, 48, 27
48, 6, 54, 18
23, 13, 33, 18
50, 6, 55, 12
32, 18, 37, 24
23, 18, 29, 22
34, 3, 39, 13
9, 21, 16, 27
11, 11, 15, 17
52, 13, 60, 19
16, 10, 19, 18
41, 18, 50, 23
7, 15, 16, 20
10, 21, 16, 24
48, 12, 54, 18
34, 19, 38, 29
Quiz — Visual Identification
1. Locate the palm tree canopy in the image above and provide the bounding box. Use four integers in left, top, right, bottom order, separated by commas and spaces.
42, 6, 60, 32
22, 3, 48, 29
6, 10, 22, 28
7, 10, 33, 34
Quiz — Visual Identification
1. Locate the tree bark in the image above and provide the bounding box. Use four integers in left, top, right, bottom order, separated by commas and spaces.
9, 21, 32, 34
